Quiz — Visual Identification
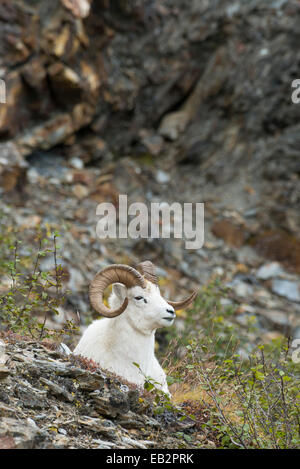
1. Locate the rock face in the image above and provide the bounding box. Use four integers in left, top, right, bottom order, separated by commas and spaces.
0, 1, 298, 174
0, 334, 213, 449
0, 0, 299, 227
0, 0, 100, 153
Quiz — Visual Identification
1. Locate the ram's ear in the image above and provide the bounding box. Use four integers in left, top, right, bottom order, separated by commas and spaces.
112, 283, 127, 302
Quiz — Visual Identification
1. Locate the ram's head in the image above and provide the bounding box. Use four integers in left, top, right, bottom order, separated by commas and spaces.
89, 261, 198, 330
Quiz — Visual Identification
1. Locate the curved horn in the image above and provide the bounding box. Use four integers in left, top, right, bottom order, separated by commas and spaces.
89, 264, 147, 318
137, 260, 158, 285
167, 291, 198, 311
137, 260, 198, 310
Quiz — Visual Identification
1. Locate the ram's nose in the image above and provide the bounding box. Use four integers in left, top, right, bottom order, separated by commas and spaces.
163, 307, 176, 320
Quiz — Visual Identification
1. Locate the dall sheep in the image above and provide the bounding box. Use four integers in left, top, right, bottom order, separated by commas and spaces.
74, 261, 197, 394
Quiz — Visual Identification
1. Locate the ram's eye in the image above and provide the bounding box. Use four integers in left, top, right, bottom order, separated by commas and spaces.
134, 296, 148, 303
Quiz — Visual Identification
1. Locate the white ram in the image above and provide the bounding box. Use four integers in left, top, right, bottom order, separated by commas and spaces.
74, 261, 197, 394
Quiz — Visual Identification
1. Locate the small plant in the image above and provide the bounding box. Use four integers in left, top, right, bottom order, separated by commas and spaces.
165, 277, 249, 361
187, 339, 299, 448
0, 213, 78, 340
133, 361, 197, 423
162, 279, 300, 449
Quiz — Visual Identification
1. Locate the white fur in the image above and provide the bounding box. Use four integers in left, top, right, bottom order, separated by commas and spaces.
73, 280, 175, 394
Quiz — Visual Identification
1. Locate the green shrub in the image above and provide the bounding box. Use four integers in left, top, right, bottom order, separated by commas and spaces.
162, 279, 300, 448
0, 213, 78, 340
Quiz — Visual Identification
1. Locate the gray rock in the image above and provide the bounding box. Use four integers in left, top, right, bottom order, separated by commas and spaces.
159, 111, 189, 141
67, 267, 85, 293
0, 417, 46, 449
75, 370, 106, 391
156, 170, 171, 184
121, 435, 147, 449
14, 386, 46, 409
40, 377, 74, 402
118, 411, 160, 430
0, 366, 10, 381
0, 340, 7, 365
90, 388, 130, 417
271, 280, 300, 302
293, 326, 300, 340
58, 428, 67, 435
141, 133, 164, 156
58, 343, 72, 356
27, 358, 88, 378
78, 416, 117, 440
258, 310, 292, 335
69, 157, 84, 170
93, 438, 117, 449
233, 281, 253, 298
256, 262, 286, 280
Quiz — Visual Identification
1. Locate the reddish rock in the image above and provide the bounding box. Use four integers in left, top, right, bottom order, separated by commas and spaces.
211, 219, 246, 248
251, 230, 300, 275
0, 141, 27, 192
0, 436, 16, 449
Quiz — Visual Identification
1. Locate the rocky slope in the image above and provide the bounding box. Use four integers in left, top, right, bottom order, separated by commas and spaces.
0, 334, 216, 449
